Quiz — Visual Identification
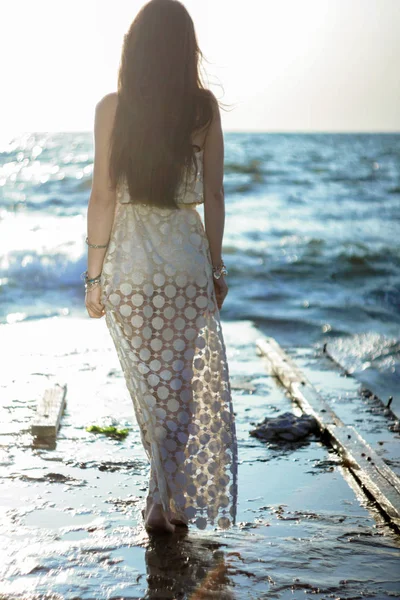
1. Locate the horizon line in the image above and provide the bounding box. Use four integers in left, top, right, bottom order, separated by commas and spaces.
4, 129, 400, 136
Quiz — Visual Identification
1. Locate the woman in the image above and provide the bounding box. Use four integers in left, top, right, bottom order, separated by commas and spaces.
84, 0, 238, 534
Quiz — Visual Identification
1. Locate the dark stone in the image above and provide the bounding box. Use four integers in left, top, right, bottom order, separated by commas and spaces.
249, 411, 319, 442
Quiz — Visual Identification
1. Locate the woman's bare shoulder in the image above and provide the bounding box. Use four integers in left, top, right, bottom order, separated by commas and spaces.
193, 90, 220, 142
95, 92, 118, 116
208, 91, 221, 121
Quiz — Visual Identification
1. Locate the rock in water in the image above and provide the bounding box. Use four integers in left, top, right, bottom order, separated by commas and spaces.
249, 411, 319, 442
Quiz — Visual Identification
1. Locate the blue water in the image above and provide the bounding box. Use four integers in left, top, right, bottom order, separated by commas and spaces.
1, 132, 399, 408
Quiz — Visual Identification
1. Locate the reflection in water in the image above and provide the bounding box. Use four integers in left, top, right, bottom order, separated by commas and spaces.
143, 529, 235, 600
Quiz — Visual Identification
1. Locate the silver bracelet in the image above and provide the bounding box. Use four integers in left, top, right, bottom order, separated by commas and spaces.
85, 280, 101, 292
212, 260, 228, 280
86, 236, 109, 249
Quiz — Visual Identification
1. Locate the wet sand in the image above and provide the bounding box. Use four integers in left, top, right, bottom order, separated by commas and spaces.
0, 317, 399, 599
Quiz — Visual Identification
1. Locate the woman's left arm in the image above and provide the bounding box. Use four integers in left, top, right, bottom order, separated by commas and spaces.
87, 93, 118, 279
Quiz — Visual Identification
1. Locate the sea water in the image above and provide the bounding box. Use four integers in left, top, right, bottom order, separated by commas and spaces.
1, 132, 399, 409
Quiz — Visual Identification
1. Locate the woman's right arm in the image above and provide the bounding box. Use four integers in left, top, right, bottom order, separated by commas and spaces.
203, 94, 228, 309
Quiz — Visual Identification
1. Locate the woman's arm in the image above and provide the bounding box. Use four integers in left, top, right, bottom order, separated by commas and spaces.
203, 94, 225, 268
203, 94, 228, 310
86, 93, 118, 279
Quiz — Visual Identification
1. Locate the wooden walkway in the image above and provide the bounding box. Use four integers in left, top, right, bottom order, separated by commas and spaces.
256, 336, 400, 533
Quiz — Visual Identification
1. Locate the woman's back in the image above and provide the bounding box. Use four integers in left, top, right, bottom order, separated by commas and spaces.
117, 144, 205, 207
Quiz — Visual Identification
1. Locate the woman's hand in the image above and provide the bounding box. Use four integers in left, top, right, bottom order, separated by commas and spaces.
213, 276, 228, 310
85, 285, 105, 318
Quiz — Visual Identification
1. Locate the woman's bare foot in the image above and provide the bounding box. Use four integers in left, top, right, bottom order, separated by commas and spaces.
170, 517, 189, 528
142, 503, 175, 534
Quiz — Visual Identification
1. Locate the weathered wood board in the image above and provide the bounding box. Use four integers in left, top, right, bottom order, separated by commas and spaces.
329, 424, 400, 528
31, 384, 67, 438
256, 335, 400, 532
256, 336, 342, 426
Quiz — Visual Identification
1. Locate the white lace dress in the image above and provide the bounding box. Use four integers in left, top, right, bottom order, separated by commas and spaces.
100, 149, 238, 530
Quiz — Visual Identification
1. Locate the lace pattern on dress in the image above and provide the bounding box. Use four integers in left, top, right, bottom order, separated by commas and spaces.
101, 148, 238, 530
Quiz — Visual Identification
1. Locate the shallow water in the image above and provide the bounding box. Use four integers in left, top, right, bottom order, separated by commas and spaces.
1, 318, 399, 599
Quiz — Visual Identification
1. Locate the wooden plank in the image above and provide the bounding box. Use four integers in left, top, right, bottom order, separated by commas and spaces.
256, 337, 341, 426
256, 336, 306, 386
329, 424, 400, 527
31, 384, 67, 438
256, 335, 400, 531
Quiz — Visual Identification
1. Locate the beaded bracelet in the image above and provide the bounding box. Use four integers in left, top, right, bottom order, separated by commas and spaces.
81, 270, 102, 283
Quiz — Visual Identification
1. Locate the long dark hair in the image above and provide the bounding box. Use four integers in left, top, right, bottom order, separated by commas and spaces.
109, 0, 214, 209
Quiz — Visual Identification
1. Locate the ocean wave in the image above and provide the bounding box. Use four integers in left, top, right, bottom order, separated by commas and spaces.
1, 132, 399, 383
0, 249, 86, 290
365, 284, 400, 312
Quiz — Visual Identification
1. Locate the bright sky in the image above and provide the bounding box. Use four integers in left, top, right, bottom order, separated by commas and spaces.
1, 0, 399, 133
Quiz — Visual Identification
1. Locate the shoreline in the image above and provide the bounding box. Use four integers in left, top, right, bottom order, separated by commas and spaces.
1, 315, 399, 597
